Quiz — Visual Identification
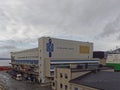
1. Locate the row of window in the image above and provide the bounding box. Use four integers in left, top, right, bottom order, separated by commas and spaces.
13, 60, 39, 64
60, 73, 68, 79
52, 82, 78, 90
50, 64, 70, 69
60, 84, 68, 90
18, 56, 38, 59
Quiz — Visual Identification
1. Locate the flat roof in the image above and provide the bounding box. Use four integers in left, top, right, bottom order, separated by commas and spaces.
70, 71, 120, 90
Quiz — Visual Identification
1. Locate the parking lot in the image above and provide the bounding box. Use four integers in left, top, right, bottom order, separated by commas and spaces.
0, 71, 52, 90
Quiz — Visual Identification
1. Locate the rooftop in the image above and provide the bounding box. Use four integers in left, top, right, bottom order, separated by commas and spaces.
70, 71, 120, 90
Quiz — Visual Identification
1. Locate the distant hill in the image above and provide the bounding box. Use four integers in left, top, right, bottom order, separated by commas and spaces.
0, 58, 11, 60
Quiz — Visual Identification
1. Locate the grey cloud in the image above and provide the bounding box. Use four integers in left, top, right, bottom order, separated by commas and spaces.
0, 0, 120, 57
0, 51, 11, 57
0, 39, 37, 51
0, 0, 120, 39
0, 45, 16, 49
97, 15, 120, 38
16, 0, 120, 36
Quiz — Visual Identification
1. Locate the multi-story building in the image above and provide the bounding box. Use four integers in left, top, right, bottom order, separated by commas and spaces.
52, 66, 113, 90
11, 37, 99, 85
52, 66, 93, 90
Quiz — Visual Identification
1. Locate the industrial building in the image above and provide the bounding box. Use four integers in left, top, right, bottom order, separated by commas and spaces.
11, 37, 99, 85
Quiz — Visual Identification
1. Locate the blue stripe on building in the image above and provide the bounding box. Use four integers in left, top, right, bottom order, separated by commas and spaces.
14, 60, 39, 64
50, 60, 99, 64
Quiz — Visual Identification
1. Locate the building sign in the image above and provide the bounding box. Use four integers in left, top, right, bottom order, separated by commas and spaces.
80, 45, 90, 54
56, 47, 74, 50
46, 39, 54, 57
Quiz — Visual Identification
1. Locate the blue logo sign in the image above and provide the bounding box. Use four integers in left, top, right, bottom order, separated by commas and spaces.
46, 39, 54, 57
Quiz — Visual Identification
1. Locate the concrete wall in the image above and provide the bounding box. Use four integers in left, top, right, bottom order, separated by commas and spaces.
38, 37, 45, 83
99, 58, 106, 65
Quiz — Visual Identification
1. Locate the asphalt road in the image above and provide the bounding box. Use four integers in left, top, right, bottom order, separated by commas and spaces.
0, 71, 52, 90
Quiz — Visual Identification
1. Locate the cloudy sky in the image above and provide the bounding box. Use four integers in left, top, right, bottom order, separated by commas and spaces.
0, 0, 120, 57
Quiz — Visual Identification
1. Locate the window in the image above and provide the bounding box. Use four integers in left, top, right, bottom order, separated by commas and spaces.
60, 73, 63, 78
50, 65, 54, 69
50, 71, 54, 76
85, 63, 88, 69
52, 82, 55, 86
74, 87, 78, 90
65, 85, 68, 90
65, 73, 68, 79
60, 84, 63, 88
77, 64, 83, 69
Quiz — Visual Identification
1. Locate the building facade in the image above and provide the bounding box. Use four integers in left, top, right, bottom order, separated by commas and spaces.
11, 37, 99, 84
52, 67, 92, 90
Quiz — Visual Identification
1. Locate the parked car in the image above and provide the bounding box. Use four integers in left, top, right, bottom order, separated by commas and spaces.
16, 74, 22, 80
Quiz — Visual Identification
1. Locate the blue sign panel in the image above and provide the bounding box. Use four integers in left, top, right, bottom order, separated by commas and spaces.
46, 39, 54, 57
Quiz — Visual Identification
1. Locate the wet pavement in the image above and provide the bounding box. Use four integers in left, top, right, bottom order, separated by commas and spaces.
0, 71, 52, 90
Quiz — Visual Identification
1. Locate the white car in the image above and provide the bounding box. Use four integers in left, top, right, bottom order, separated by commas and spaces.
16, 74, 22, 80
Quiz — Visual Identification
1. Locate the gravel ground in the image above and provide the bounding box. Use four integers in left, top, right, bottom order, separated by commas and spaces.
0, 71, 52, 90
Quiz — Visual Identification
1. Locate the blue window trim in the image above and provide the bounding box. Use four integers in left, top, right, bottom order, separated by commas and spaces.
14, 60, 39, 64
51, 60, 99, 62
50, 60, 99, 64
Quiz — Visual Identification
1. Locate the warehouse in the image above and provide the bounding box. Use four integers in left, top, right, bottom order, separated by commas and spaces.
11, 37, 99, 85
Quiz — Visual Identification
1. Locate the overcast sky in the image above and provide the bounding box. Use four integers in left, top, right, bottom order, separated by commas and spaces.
0, 0, 120, 57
